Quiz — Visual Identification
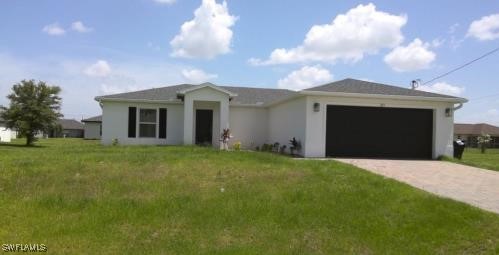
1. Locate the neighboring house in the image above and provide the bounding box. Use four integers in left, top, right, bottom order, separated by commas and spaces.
50, 119, 84, 138
0, 115, 13, 143
82, 115, 102, 140
454, 123, 499, 148
95, 78, 467, 159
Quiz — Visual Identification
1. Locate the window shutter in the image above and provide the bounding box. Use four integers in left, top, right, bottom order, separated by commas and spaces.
128, 107, 136, 138
159, 108, 167, 139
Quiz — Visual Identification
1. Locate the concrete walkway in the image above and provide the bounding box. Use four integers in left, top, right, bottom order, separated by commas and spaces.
335, 158, 499, 214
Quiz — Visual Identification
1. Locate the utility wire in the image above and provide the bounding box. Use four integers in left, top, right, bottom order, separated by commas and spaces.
422, 46, 499, 85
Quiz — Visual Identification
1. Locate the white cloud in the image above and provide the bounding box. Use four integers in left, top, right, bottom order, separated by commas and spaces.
71, 21, 93, 33
0, 53, 190, 119
84, 60, 112, 77
42, 23, 66, 36
467, 14, 499, 41
250, 3, 407, 65
154, 0, 176, 4
417, 82, 465, 96
277, 65, 333, 91
170, 0, 237, 59
384, 38, 436, 72
181, 68, 218, 83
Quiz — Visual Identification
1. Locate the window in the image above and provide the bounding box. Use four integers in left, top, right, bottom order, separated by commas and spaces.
139, 109, 157, 138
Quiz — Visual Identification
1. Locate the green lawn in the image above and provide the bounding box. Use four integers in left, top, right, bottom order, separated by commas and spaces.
1, 139, 499, 254
444, 148, 499, 171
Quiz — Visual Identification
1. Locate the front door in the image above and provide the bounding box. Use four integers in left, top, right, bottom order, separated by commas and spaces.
195, 109, 213, 145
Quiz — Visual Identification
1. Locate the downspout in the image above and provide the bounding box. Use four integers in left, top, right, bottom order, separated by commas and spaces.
453, 103, 463, 111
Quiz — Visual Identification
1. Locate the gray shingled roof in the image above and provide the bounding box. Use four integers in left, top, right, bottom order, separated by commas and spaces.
96, 78, 463, 105
96, 84, 296, 105
81, 115, 102, 123
58, 119, 84, 130
305, 78, 462, 99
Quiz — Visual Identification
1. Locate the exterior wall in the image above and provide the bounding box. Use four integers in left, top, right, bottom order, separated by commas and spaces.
101, 101, 184, 145
0, 125, 12, 142
62, 129, 84, 138
268, 97, 307, 156
183, 87, 230, 147
303, 95, 455, 158
84, 122, 101, 139
229, 106, 268, 149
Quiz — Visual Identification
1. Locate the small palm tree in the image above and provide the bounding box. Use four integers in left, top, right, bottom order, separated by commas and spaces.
477, 134, 491, 154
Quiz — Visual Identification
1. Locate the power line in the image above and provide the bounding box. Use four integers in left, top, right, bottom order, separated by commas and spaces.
422, 46, 499, 85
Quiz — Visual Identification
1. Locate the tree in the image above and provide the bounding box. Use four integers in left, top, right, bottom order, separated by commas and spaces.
477, 134, 491, 154
0, 80, 62, 146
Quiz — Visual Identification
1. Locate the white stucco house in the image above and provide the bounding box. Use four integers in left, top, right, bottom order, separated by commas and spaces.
82, 115, 102, 140
0, 115, 16, 143
95, 78, 467, 159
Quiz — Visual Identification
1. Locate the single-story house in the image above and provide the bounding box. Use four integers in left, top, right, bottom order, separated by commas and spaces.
454, 123, 499, 148
95, 78, 467, 159
82, 115, 102, 140
0, 115, 16, 142
50, 119, 84, 138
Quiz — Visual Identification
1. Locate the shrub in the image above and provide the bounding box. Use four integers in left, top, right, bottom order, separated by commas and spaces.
112, 138, 119, 146
233, 141, 241, 151
280, 145, 287, 154
477, 134, 492, 153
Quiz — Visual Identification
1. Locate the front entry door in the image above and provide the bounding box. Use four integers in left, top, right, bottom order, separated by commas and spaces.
195, 109, 213, 145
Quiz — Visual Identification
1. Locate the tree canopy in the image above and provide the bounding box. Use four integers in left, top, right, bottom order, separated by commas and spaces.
0, 80, 62, 145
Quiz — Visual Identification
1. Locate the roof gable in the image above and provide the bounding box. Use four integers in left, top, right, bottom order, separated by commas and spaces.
177, 83, 238, 97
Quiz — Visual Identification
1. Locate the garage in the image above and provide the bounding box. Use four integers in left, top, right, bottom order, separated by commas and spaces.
326, 105, 433, 159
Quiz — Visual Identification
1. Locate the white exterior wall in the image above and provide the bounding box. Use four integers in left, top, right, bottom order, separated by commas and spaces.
229, 106, 268, 149
303, 95, 455, 158
101, 101, 184, 145
268, 97, 307, 156
183, 87, 230, 147
84, 122, 101, 139
0, 125, 12, 142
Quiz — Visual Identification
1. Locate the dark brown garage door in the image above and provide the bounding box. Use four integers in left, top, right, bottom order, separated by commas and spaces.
326, 105, 433, 159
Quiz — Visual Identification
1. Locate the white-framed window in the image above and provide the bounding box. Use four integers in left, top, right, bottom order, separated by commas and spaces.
139, 108, 157, 138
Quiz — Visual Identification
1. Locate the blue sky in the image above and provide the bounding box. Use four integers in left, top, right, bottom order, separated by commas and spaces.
0, 0, 498, 125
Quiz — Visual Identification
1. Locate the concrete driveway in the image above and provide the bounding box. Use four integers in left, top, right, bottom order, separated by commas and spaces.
335, 159, 499, 214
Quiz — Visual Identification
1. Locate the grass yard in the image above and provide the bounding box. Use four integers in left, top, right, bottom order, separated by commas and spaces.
444, 148, 499, 171
1, 139, 499, 254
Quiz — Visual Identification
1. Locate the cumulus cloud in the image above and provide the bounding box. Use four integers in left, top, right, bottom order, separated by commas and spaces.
84, 60, 112, 77
170, 0, 237, 59
249, 3, 407, 65
71, 21, 93, 33
181, 68, 218, 83
277, 65, 333, 91
384, 38, 436, 72
154, 0, 176, 4
467, 14, 499, 41
417, 82, 465, 96
42, 23, 66, 36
